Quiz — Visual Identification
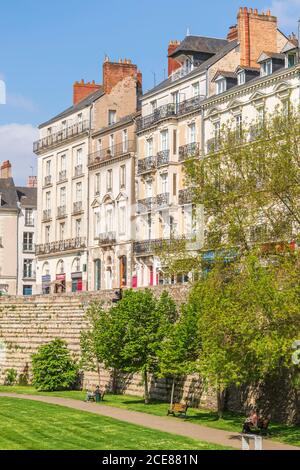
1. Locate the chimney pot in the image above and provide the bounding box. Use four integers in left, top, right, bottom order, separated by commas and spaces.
1, 160, 12, 179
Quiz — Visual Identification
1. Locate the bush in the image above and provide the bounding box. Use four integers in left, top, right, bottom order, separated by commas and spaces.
18, 363, 29, 386
32, 339, 78, 391
4, 368, 17, 386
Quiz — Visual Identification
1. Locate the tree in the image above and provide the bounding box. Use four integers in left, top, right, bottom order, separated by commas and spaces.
111, 289, 177, 404
32, 339, 78, 391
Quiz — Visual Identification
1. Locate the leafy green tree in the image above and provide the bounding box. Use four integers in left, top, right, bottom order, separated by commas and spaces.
32, 339, 78, 391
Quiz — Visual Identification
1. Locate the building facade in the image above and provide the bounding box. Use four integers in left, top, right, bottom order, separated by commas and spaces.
0, 161, 37, 296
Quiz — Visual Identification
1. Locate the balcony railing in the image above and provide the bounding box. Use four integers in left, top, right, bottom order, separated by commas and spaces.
33, 120, 90, 153
74, 164, 83, 177
59, 170, 67, 182
137, 197, 156, 214
44, 175, 52, 187
157, 150, 170, 167
98, 232, 117, 245
156, 193, 170, 210
88, 140, 136, 167
73, 201, 83, 214
179, 142, 200, 162
133, 237, 191, 255
36, 237, 86, 256
23, 244, 35, 253
138, 156, 157, 175
57, 206, 67, 218
136, 96, 204, 132
179, 188, 194, 205
42, 209, 51, 221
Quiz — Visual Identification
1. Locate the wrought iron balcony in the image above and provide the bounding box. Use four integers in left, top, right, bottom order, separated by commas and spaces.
42, 209, 51, 221
88, 140, 136, 167
179, 188, 194, 205
36, 237, 86, 256
44, 175, 52, 187
57, 206, 67, 218
157, 150, 170, 167
73, 201, 83, 214
176, 95, 204, 116
156, 193, 170, 210
58, 170, 67, 182
179, 142, 200, 162
98, 232, 117, 246
33, 120, 90, 153
137, 197, 156, 214
74, 164, 83, 177
133, 237, 191, 255
138, 156, 157, 175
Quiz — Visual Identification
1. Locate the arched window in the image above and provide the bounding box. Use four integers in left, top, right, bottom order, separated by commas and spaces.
57, 260, 65, 275
42, 262, 50, 277
72, 257, 81, 273
94, 259, 101, 291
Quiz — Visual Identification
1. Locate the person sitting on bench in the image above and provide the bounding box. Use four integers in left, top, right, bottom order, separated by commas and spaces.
85, 389, 95, 402
242, 409, 259, 434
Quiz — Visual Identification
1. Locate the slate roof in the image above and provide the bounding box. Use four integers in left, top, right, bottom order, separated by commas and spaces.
212, 70, 237, 81
143, 40, 239, 98
258, 52, 285, 63
169, 36, 229, 57
0, 179, 37, 211
16, 187, 37, 208
39, 88, 105, 129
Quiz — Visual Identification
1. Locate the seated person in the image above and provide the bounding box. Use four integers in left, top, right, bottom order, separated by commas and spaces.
242, 409, 259, 434
95, 386, 102, 403
85, 389, 95, 402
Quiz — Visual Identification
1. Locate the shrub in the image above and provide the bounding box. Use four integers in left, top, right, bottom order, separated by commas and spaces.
32, 339, 78, 391
4, 368, 17, 386
18, 363, 30, 386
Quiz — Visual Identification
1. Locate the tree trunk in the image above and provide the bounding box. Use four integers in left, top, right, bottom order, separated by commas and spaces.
112, 368, 118, 395
144, 369, 150, 404
217, 385, 226, 419
170, 376, 176, 408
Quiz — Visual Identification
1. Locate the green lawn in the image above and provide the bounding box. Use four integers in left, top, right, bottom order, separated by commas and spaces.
0, 397, 228, 450
1, 386, 299, 448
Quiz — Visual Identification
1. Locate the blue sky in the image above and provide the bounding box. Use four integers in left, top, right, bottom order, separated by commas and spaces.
0, 0, 299, 184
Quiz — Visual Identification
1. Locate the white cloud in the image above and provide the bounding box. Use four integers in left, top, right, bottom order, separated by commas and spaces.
267, 0, 300, 31
0, 124, 38, 185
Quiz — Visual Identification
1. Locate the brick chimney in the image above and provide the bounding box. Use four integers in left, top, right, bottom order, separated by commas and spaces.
227, 25, 238, 41
238, 7, 278, 68
168, 41, 181, 77
1, 160, 12, 179
73, 80, 102, 105
103, 57, 141, 95
27, 176, 37, 188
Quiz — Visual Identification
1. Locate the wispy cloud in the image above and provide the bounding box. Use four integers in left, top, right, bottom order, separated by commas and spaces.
6, 93, 37, 112
0, 124, 38, 185
267, 0, 300, 31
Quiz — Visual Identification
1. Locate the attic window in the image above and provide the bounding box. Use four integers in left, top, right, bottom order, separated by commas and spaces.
216, 78, 226, 95
237, 70, 246, 86
287, 53, 296, 68
261, 59, 272, 77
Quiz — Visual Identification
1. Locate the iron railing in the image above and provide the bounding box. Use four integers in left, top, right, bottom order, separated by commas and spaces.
36, 237, 86, 256
179, 188, 194, 205
157, 150, 170, 167
88, 140, 136, 167
137, 197, 156, 214
137, 156, 157, 175
57, 206, 67, 218
133, 237, 191, 255
33, 120, 90, 153
156, 193, 170, 210
98, 232, 117, 245
179, 142, 200, 162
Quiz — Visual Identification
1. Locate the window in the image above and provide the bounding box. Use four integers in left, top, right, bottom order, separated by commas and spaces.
189, 123, 196, 144
236, 115, 243, 139
76, 182, 82, 202
172, 91, 180, 112
45, 226, 50, 244
94, 259, 101, 291
47, 127, 52, 136
173, 130, 177, 155
76, 148, 82, 166
107, 169, 113, 191
59, 223, 65, 241
214, 121, 221, 144
192, 82, 200, 97
161, 173, 168, 194
60, 154, 66, 171
108, 110, 116, 125
216, 78, 226, 95
122, 130, 128, 152
257, 108, 265, 128
23, 260, 33, 279
106, 209, 113, 232
173, 174, 177, 196
237, 70, 246, 86
109, 134, 115, 155
23, 286, 32, 296
95, 212, 100, 237
46, 160, 51, 176
78, 113, 83, 130
95, 173, 100, 195
150, 100, 157, 113
23, 233, 33, 251
146, 179, 153, 198
25, 208, 34, 226
160, 130, 169, 151
287, 53, 296, 68
62, 121, 67, 137
147, 138, 153, 157
75, 219, 81, 238
261, 59, 272, 76
60, 187, 66, 206
120, 165, 126, 189
46, 192, 51, 209
119, 206, 126, 234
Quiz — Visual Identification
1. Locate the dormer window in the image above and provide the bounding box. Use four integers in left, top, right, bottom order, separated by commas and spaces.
261, 59, 272, 77
237, 70, 246, 86
287, 53, 296, 68
216, 78, 226, 95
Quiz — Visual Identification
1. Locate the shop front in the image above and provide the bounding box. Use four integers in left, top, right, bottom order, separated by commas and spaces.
71, 272, 83, 292
55, 274, 66, 293
42, 275, 51, 295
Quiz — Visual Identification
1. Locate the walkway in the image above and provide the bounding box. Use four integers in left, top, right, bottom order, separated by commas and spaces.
0, 393, 299, 451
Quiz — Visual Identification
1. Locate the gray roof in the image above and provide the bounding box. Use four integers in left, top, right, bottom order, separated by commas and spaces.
143, 40, 239, 98
16, 187, 37, 208
0, 178, 19, 210
213, 70, 237, 81
258, 52, 285, 63
169, 36, 229, 57
39, 88, 105, 129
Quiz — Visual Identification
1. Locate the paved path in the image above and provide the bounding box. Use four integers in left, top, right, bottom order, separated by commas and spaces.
0, 393, 299, 451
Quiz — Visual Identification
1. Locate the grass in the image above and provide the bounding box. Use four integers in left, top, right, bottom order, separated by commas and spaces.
0, 397, 229, 450
1, 386, 300, 447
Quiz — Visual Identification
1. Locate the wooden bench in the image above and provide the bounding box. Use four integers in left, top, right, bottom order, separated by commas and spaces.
167, 403, 188, 418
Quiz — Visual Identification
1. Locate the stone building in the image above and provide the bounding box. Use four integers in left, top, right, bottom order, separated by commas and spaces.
0, 161, 37, 296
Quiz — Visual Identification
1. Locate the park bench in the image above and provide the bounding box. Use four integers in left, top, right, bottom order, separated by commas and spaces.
167, 402, 188, 418
85, 390, 105, 403
242, 417, 271, 436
